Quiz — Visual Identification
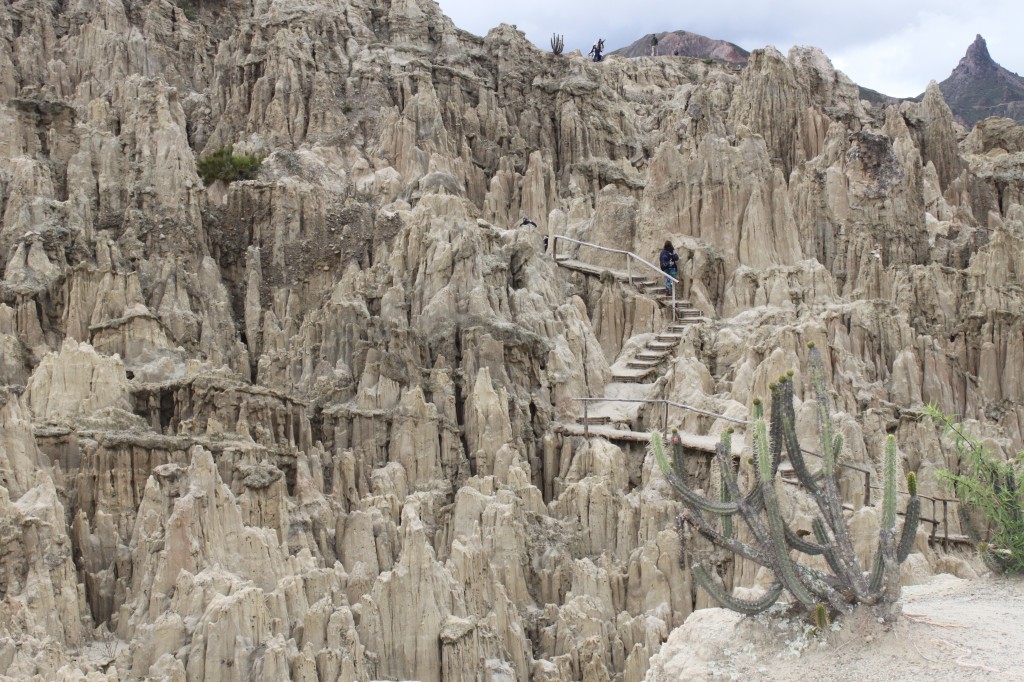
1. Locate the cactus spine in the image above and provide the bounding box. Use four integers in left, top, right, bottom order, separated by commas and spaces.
653, 345, 921, 620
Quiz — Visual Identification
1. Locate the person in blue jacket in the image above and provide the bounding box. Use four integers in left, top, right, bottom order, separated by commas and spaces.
659, 241, 680, 295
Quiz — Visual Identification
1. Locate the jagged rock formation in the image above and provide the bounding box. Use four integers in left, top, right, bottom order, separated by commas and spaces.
1, 0, 1024, 680
611, 30, 749, 64
932, 35, 1024, 127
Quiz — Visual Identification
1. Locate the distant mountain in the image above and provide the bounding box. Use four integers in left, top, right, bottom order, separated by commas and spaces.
931, 35, 1024, 127
611, 30, 748, 65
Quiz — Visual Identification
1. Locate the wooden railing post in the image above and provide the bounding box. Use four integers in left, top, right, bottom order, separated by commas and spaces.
943, 499, 949, 547
671, 281, 677, 321
584, 402, 589, 438
930, 498, 938, 543
626, 255, 632, 285
864, 470, 871, 506
664, 401, 669, 432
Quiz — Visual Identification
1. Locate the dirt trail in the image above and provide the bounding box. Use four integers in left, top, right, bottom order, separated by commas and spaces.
648, 574, 1024, 681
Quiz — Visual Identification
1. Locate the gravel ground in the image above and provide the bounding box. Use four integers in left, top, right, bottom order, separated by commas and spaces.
648, 574, 1024, 681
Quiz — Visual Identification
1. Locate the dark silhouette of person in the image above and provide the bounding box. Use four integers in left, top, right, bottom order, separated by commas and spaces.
659, 241, 680, 295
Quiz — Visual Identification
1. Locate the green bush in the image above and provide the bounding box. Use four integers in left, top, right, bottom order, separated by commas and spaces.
196, 147, 265, 185
926, 404, 1024, 574
177, 1, 197, 21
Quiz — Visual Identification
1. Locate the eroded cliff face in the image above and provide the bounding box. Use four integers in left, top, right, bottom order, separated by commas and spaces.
1, 0, 1023, 679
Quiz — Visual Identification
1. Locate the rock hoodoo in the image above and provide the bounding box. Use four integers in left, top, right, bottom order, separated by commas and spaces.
1, 0, 1023, 680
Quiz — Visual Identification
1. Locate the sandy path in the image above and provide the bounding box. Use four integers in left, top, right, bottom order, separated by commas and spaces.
649, 574, 1024, 681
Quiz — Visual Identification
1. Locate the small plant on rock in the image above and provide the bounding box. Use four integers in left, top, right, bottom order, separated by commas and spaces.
651, 343, 920, 620
196, 146, 265, 185
550, 33, 564, 56
926, 404, 1024, 575
177, 0, 197, 21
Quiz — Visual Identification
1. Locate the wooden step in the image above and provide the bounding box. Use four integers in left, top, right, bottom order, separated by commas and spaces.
577, 415, 613, 425
646, 341, 679, 351
654, 334, 683, 342
635, 351, 670, 361
611, 368, 655, 383
626, 359, 661, 370
611, 375, 650, 384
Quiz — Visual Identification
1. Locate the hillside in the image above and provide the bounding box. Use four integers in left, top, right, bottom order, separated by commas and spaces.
935, 34, 1024, 127
611, 30, 749, 63
1, 0, 1024, 680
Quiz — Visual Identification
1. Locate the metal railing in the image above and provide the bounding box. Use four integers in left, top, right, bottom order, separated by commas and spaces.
552, 235, 680, 320
569, 396, 964, 543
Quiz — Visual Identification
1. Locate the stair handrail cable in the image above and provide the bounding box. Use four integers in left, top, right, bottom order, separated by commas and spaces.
552, 235, 679, 320
569, 396, 959, 517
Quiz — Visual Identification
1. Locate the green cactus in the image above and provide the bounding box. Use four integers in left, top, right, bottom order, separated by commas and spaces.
814, 603, 830, 632
653, 345, 921, 620
550, 33, 564, 56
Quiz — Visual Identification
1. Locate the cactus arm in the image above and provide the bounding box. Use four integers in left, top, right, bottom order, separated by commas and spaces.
714, 440, 773, 549
768, 385, 783, 476
651, 430, 672, 475
778, 378, 822, 490
784, 523, 827, 556
680, 509, 773, 567
896, 496, 921, 562
761, 481, 819, 608
665, 473, 741, 515
652, 431, 741, 515
692, 565, 784, 615
882, 436, 899, 529
785, 377, 870, 599
671, 430, 686, 480
812, 518, 851, 584
867, 436, 905, 599
719, 443, 734, 539
754, 418, 819, 608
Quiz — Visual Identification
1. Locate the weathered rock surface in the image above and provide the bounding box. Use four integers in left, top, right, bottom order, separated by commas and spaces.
1, 0, 1023, 679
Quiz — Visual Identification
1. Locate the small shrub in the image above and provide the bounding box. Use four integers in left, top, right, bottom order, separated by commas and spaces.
926, 404, 1024, 574
177, 1, 197, 21
196, 147, 265, 185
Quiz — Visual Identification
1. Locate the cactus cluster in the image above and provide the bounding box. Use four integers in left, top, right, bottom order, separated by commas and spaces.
652, 346, 920, 619
550, 33, 564, 56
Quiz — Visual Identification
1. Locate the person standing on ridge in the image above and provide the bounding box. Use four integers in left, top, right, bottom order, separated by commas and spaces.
660, 241, 679, 296
589, 38, 604, 62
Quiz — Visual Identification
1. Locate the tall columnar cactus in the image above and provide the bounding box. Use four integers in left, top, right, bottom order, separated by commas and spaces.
652, 344, 920, 619
550, 33, 564, 56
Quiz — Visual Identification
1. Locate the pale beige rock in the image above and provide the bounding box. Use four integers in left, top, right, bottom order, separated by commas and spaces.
3, 0, 1024, 678
25, 340, 130, 422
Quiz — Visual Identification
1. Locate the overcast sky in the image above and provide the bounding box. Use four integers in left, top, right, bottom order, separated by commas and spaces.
435, 0, 1023, 98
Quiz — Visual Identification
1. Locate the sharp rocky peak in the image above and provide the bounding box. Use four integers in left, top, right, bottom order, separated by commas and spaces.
957, 34, 998, 74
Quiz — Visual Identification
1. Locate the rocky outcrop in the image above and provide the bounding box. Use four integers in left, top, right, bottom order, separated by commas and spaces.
2, 0, 1024, 679
933, 35, 1024, 128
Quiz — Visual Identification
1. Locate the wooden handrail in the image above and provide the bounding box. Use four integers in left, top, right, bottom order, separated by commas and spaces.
570, 396, 960, 514
552, 235, 679, 284
573, 396, 747, 425
552, 235, 681, 320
